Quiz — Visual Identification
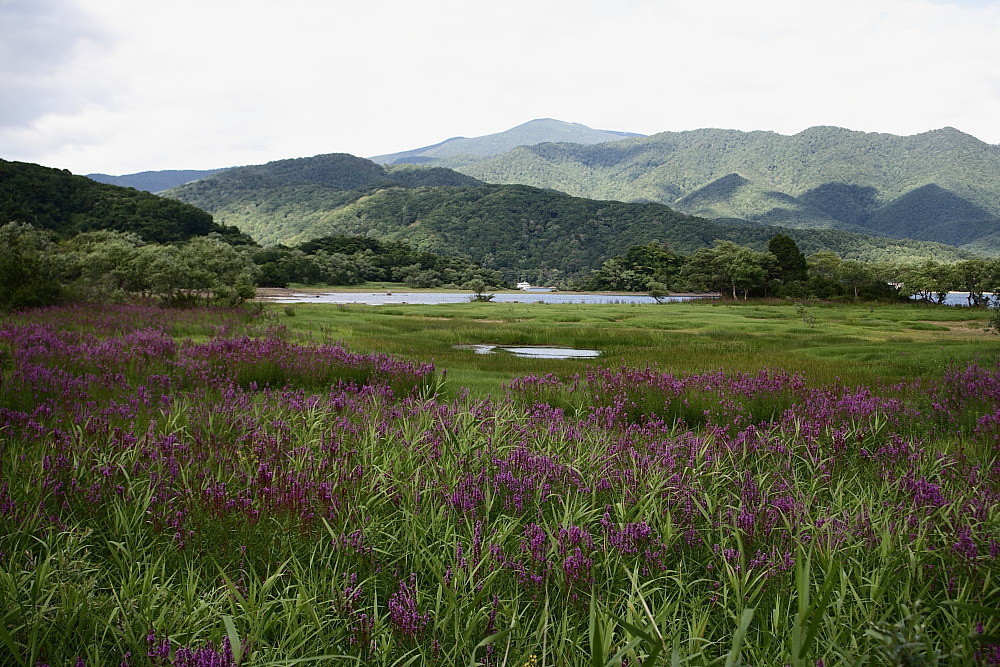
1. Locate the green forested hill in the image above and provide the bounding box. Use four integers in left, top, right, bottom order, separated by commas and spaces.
165, 154, 484, 243
300, 185, 971, 279
0, 159, 246, 243
164, 151, 972, 281
457, 126, 1000, 252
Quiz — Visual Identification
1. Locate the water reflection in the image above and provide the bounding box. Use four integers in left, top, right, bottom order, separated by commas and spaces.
453, 344, 600, 359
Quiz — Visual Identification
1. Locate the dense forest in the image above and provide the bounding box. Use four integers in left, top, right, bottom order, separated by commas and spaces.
254, 235, 505, 289
0, 159, 505, 309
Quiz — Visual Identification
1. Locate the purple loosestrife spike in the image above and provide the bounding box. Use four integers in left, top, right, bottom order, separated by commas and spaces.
388, 575, 430, 639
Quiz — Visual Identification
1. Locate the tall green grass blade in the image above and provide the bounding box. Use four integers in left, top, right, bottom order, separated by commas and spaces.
465, 627, 512, 667
223, 614, 243, 665
0, 619, 26, 667
724, 607, 755, 667
800, 560, 840, 661
605, 568, 667, 665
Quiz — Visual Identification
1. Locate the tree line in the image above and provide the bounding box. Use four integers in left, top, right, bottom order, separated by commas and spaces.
5, 221, 999, 313
0, 223, 507, 311
575, 235, 1000, 304
253, 235, 505, 290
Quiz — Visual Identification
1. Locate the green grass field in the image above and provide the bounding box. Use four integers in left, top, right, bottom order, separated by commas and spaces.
274, 299, 1000, 395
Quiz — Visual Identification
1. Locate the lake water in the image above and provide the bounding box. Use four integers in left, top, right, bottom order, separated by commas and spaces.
453, 344, 601, 359
265, 290, 990, 307
928, 292, 994, 307
265, 291, 709, 306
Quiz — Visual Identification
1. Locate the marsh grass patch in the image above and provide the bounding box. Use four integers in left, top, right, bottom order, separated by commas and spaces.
904, 321, 951, 331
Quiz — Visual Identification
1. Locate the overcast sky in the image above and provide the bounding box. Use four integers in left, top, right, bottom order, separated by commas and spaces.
2, 0, 999, 175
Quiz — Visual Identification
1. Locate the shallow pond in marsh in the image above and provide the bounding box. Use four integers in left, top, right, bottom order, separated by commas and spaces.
453, 344, 601, 359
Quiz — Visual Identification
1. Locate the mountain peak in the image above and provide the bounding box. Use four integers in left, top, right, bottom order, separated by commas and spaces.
370, 119, 644, 166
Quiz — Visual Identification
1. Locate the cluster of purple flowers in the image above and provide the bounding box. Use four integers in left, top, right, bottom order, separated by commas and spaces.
146, 631, 238, 667
387, 574, 430, 639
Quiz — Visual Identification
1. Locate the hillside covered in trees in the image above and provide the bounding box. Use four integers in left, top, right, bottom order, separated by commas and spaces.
0, 159, 249, 244
167, 154, 482, 244
164, 153, 972, 284
451, 126, 1000, 253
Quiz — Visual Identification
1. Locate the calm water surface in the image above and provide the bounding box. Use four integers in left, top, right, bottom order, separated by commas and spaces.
453, 344, 601, 359
931, 292, 994, 307
265, 291, 708, 306
266, 290, 988, 307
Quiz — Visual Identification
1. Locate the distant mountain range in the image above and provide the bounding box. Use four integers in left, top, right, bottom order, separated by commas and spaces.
163, 151, 973, 281
74, 118, 1000, 270
84, 119, 639, 192
454, 125, 1000, 254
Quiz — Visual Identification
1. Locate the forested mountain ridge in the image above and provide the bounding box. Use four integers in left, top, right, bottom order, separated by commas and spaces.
90, 121, 1000, 255
299, 183, 972, 283
457, 126, 1000, 252
370, 118, 644, 166
162, 152, 973, 283
165, 154, 484, 244
81, 119, 640, 192
0, 159, 248, 243
169, 153, 483, 207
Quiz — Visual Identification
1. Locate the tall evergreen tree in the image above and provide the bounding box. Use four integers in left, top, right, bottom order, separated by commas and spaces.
768, 233, 808, 283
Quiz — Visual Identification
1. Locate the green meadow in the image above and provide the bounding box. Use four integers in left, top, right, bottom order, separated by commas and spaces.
274, 299, 1000, 395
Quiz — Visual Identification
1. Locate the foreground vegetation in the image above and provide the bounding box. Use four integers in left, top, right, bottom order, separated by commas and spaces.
1, 301, 998, 665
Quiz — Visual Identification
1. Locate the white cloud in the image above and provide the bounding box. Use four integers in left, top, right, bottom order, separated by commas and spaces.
2, 0, 999, 174
0, 0, 114, 125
